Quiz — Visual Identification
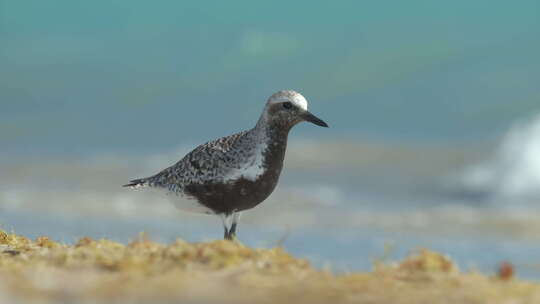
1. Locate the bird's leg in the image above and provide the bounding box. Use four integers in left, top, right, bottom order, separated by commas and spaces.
228, 223, 236, 239
228, 212, 241, 240
224, 226, 230, 240
221, 213, 233, 240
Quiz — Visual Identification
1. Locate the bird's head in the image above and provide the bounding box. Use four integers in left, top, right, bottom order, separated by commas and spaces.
260, 90, 328, 131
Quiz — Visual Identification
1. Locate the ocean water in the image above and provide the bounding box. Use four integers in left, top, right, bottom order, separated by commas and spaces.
1, 1, 540, 279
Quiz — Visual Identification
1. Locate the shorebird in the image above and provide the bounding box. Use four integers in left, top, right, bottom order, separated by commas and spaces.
124, 90, 328, 240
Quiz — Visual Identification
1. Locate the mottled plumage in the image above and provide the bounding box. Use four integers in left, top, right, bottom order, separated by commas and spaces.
124, 90, 328, 240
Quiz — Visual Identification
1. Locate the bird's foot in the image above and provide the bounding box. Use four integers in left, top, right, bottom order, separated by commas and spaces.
224, 231, 237, 241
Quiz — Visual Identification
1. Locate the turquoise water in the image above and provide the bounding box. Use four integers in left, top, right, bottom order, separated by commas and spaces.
2, 1, 540, 153
2, 1, 540, 279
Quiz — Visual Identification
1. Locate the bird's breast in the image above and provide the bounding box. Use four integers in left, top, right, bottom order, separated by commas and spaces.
184, 132, 288, 214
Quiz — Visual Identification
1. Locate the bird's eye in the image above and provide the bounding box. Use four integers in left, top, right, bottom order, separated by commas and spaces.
282, 102, 293, 110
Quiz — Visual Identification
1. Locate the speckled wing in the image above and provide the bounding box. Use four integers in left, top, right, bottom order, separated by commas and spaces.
141, 130, 261, 192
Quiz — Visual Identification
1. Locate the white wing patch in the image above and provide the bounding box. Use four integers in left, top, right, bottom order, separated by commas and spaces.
223, 142, 268, 182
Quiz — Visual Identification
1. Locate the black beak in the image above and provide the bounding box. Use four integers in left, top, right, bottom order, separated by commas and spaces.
302, 111, 329, 127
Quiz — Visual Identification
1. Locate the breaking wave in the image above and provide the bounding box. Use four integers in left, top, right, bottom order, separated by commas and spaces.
462, 113, 540, 203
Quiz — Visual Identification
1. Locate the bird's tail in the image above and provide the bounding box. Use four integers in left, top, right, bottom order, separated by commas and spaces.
123, 178, 148, 188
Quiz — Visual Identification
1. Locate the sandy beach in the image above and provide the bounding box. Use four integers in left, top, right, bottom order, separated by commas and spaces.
1, 230, 539, 304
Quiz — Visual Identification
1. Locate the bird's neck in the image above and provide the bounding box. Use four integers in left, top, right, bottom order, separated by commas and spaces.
254, 118, 290, 147
255, 111, 293, 137
251, 117, 289, 171
250, 123, 288, 180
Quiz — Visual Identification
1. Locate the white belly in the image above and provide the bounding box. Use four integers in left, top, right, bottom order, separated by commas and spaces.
145, 186, 215, 215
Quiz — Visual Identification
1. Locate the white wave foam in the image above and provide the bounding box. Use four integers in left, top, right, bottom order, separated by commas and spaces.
462, 113, 540, 202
